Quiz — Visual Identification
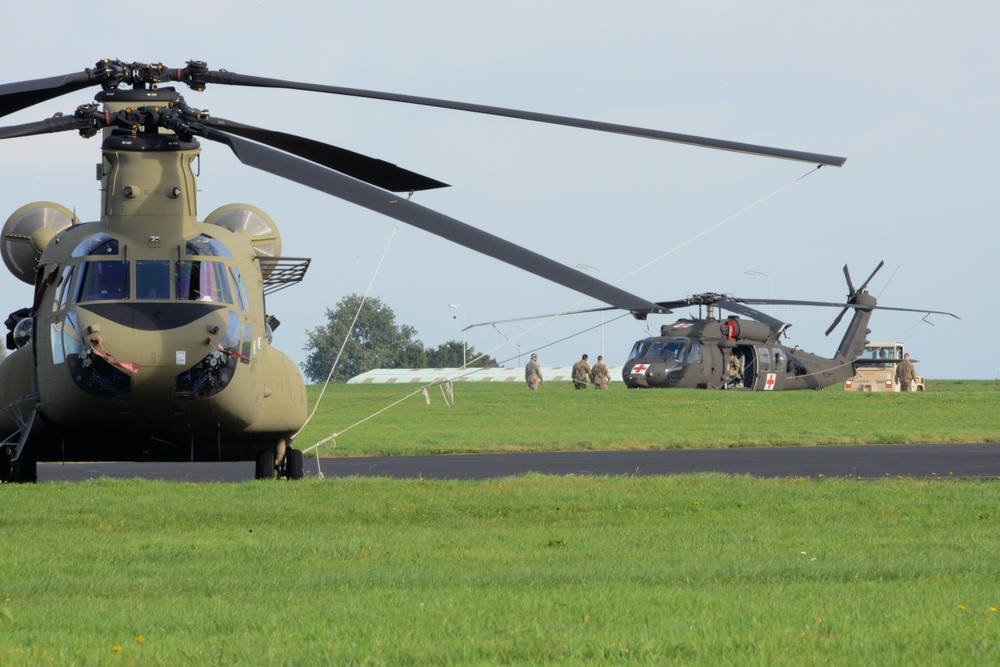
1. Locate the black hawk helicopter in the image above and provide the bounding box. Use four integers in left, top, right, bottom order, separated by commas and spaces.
0, 59, 847, 482
620, 262, 958, 390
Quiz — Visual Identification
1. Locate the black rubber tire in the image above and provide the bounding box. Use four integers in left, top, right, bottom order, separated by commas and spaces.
255, 449, 275, 480
285, 448, 304, 480
0, 447, 10, 484
13, 456, 36, 483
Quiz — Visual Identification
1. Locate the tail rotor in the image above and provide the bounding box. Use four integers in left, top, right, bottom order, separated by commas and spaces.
825, 261, 884, 336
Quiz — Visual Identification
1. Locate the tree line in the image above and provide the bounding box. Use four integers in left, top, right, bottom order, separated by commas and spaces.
300, 294, 499, 384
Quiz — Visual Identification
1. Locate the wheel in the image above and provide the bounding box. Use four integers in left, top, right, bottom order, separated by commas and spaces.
1, 446, 35, 484
13, 456, 36, 483
254, 449, 275, 480
285, 448, 304, 480
0, 447, 10, 484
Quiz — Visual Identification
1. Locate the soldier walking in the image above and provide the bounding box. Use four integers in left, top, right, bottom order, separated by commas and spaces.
571, 354, 591, 390
895, 353, 918, 392
590, 355, 611, 390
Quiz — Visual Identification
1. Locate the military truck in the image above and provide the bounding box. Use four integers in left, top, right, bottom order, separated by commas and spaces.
844, 342, 924, 392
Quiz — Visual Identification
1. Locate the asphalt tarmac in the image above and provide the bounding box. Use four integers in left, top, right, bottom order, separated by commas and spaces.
35, 443, 1000, 483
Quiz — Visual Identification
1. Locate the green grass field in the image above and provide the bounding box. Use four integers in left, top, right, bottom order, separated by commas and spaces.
2, 381, 999, 665
295, 379, 1000, 457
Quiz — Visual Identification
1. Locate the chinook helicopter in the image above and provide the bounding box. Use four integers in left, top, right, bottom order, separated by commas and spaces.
0, 59, 848, 482
621, 262, 958, 390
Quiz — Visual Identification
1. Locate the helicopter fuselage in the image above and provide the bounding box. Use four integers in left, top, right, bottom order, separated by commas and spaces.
621, 313, 868, 391
0, 125, 307, 463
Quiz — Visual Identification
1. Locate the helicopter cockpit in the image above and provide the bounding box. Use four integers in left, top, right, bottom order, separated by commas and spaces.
626, 338, 697, 364
48, 232, 249, 308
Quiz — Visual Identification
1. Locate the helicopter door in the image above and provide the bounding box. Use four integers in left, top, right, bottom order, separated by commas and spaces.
733, 345, 756, 388
757, 347, 774, 390
753, 347, 788, 391
770, 348, 788, 390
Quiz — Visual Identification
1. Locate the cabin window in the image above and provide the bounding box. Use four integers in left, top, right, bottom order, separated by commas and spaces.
758, 347, 771, 373
136, 260, 172, 300
216, 310, 252, 361
772, 349, 786, 372
74, 260, 129, 302
186, 234, 233, 258
50, 310, 85, 365
70, 234, 119, 258
687, 343, 702, 364
176, 260, 234, 304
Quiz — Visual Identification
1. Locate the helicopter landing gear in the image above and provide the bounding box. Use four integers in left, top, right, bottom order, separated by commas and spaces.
254, 449, 275, 480
254, 442, 304, 480
284, 448, 304, 480
1, 444, 36, 483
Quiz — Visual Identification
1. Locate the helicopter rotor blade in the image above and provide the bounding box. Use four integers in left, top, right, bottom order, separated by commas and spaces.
196, 69, 847, 167
857, 260, 885, 293
714, 300, 787, 330
842, 264, 855, 295
0, 113, 96, 140
463, 306, 619, 331
0, 61, 846, 166
740, 297, 958, 319
0, 71, 101, 119
734, 294, 960, 336
188, 121, 666, 313
201, 116, 449, 193
824, 309, 848, 337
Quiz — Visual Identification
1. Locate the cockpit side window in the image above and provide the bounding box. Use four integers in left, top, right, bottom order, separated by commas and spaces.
660, 341, 686, 361
176, 261, 234, 304
229, 266, 249, 311
55, 265, 74, 309
627, 340, 653, 361
74, 261, 129, 302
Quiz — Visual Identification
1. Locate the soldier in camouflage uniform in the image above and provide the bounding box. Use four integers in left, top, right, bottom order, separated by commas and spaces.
590, 355, 611, 390
895, 353, 918, 392
525, 353, 543, 391
571, 354, 591, 390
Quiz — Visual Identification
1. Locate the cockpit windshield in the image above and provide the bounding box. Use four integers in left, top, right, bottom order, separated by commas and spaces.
136, 260, 171, 300
857, 345, 902, 369
176, 260, 234, 304
659, 341, 687, 361
74, 261, 129, 302
626, 338, 688, 362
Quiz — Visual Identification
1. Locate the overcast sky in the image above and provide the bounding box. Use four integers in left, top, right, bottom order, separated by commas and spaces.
1, 1, 996, 380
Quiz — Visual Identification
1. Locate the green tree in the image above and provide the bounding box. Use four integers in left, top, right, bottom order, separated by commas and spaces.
302, 294, 426, 383
425, 341, 498, 368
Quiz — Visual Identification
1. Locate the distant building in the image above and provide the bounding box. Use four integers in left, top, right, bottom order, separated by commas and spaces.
347, 366, 622, 384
